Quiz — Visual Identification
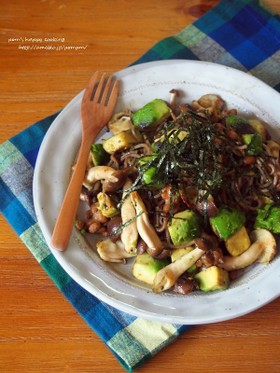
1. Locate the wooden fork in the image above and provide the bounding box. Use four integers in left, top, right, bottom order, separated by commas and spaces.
51, 72, 119, 251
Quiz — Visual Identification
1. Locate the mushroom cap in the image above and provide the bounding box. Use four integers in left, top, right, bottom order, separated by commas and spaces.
96, 238, 135, 263
103, 167, 134, 192
86, 166, 117, 184
192, 94, 225, 112
108, 111, 133, 134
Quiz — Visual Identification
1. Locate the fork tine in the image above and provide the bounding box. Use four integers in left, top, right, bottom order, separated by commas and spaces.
92, 72, 107, 104
108, 78, 120, 104
82, 71, 99, 103
100, 75, 113, 105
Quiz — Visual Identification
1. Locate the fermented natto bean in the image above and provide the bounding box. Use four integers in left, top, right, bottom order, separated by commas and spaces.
244, 155, 256, 165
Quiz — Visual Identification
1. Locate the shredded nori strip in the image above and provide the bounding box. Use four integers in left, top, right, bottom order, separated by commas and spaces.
118, 109, 278, 216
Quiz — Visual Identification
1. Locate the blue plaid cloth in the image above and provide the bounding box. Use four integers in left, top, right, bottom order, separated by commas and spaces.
1, 0, 280, 371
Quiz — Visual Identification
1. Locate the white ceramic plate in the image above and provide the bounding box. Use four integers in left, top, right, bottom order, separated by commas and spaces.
33, 60, 280, 324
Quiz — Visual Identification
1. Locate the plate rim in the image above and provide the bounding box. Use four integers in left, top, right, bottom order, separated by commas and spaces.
33, 59, 280, 324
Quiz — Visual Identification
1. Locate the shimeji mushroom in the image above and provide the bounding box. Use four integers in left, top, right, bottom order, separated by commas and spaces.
152, 247, 204, 293
108, 111, 133, 134
192, 94, 225, 113
169, 89, 179, 116
130, 191, 163, 257
120, 179, 138, 254
103, 168, 134, 192
85, 165, 118, 185
266, 139, 280, 159
253, 229, 277, 264
85, 165, 131, 192
96, 238, 135, 263
219, 228, 277, 271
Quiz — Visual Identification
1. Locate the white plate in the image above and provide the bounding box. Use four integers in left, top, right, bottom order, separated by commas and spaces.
33, 60, 280, 324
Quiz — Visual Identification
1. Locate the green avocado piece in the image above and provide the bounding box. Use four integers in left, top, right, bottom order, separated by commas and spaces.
248, 118, 267, 140
210, 206, 246, 240
138, 154, 158, 173
242, 133, 263, 155
254, 204, 280, 234
91, 144, 110, 166
132, 98, 170, 129
138, 154, 163, 188
168, 210, 202, 246
142, 167, 159, 185
132, 253, 169, 285
195, 266, 229, 292
225, 115, 255, 135
226, 115, 248, 127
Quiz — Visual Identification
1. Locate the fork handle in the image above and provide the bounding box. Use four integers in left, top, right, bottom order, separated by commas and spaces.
50, 135, 93, 251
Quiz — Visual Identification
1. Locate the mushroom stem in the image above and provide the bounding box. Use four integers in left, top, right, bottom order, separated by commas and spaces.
253, 229, 277, 264
219, 228, 277, 271
120, 179, 138, 254
130, 191, 163, 257
153, 247, 204, 293
219, 243, 263, 271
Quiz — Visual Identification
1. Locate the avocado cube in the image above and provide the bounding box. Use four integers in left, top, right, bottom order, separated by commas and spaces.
248, 118, 267, 140
168, 210, 202, 246
102, 130, 139, 154
195, 266, 229, 292
132, 253, 169, 285
97, 192, 118, 218
138, 154, 164, 187
225, 115, 254, 134
210, 206, 246, 241
132, 99, 170, 129
254, 204, 280, 234
91, 144, 110, 166
242, 133, 263, 155
225, 226, 251, 256
226, 115, 248, 128
142, 167, 160, 186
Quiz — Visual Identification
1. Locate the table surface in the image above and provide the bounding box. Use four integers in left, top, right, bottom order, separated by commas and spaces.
1, 1, 280, 372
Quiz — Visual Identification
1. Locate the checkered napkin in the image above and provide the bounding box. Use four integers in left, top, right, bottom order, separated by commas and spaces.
1, 0, 280, 371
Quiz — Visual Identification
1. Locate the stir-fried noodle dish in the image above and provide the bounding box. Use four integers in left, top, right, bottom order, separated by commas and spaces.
77, 91, 280, 295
